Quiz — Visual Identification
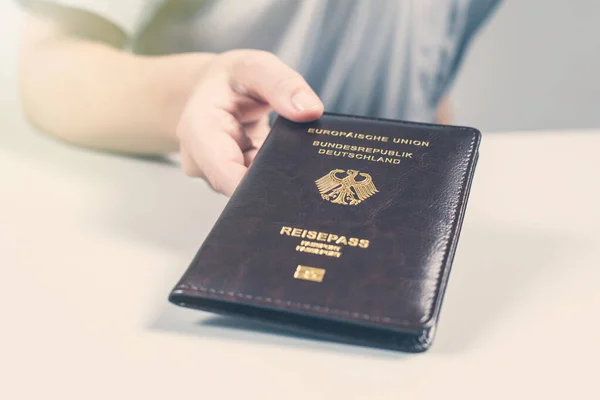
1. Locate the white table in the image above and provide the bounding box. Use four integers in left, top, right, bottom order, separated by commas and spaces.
2, 97, 600, 399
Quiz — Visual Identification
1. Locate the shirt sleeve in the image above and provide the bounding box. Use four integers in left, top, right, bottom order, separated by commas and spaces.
463, 0, 503, 39
17, 0, 164, 37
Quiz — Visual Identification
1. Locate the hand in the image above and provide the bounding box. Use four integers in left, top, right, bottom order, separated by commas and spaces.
176, 50, 324, 196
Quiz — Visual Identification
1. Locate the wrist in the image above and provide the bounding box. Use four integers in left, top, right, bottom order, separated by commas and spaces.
140, 52, 217, 150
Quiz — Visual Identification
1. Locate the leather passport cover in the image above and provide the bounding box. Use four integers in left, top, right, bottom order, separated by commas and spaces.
169, 112, 481, 352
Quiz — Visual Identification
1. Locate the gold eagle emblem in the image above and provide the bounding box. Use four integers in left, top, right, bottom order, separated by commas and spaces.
315, 169, 378, 206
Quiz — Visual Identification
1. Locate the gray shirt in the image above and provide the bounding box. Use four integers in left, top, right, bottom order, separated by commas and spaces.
21, 0, 501, 123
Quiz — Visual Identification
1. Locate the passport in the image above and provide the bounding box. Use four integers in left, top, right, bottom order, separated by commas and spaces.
169, 112, 481, 352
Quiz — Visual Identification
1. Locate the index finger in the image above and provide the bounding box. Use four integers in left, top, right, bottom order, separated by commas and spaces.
230, 51, 325, 122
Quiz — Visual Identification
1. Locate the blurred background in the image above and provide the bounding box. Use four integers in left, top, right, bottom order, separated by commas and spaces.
1, 0, 598, 134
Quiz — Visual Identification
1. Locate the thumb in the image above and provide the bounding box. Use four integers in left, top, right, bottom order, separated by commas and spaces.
230, 51, 324, 122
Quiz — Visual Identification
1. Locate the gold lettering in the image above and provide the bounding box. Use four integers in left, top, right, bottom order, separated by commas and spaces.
393, 138, 430, 147
309, 128, 433, 146
283, 226, 371, 254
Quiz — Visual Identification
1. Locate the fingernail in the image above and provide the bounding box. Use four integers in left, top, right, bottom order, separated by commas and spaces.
292, 91, 322, 111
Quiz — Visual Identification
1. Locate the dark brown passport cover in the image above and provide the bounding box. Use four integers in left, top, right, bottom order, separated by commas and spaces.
169, 112, 481, 352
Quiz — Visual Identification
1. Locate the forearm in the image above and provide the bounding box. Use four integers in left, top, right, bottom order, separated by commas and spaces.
19, 15, 214, 154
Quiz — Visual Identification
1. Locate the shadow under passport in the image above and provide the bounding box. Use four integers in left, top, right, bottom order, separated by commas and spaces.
199, 315, 398, 354
150, 306, 409, 358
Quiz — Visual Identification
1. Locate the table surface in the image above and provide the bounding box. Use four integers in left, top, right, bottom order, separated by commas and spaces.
2, 95, 600, 399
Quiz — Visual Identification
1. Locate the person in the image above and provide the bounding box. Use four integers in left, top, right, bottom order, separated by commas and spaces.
17, 0, 501, 196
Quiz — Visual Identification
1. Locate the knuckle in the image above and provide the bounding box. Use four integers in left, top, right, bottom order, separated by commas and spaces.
211, 53, 236, 71
240, 50, 280, 69
175, 117, 191, 141
204, 164, 232, 195
207, 175, 224, 194
214, 108, 239, 130
181, 159, 200, 177
207, 108, 241, 137
214, 49, 241, 64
